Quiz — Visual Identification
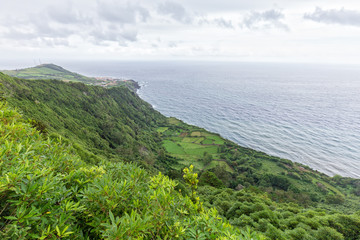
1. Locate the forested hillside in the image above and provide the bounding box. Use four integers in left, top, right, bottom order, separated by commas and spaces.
158, 116, 360, 239
0, 102, 260, 239
1, 71, 360, 239
0, 72, 169, 169
158, 118, 360, 208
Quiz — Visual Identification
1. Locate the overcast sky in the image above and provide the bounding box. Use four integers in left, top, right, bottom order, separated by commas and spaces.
1, 0, 360, 64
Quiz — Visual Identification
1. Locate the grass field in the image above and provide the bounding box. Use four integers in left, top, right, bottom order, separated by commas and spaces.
168, 117, 181, 125
157, 127, 169, 133
163, 140, 186, 154
206, 135, 224, 144
205, 160, 234, 173
202, 139, 213, 144
158, 118, 233, 172
190, 131, 202, 137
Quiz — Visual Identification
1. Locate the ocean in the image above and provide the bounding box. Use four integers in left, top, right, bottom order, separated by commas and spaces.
36, 61, 360, 178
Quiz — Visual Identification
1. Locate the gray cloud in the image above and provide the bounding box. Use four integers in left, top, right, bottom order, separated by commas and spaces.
30, 14, 75, 38
0, 1, 150, 47
240, 9, 289, 31
89, 23, 138, 45
0, 5, 77, 45
168, 41, 177, 48
92, 1, 151, 44
199, 17, 234, 29
40, 38, 70, 47
46, 3, 87, 25
213, 18, 234, 29
97, 1, 150, 24
120, 27, 138, 42
94, 1, 149, 44
157, 1, 192, 23
304, 7, 360, 27
2, 12, 74, 43
171, 0, 275, 13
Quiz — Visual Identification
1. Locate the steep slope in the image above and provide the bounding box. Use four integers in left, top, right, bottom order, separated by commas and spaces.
1, 71, 360, 239
158, 117, 360, 210
1, 71, 359, 208
198, 186, 360, 239
0, 72, 170, 169
0, 102, 259, 239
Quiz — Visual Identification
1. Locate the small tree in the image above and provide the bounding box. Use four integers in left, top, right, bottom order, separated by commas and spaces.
199, 171, 224, 188
316, 227, 344, 240
202, 152, 212, 165
183, 165, 203, 211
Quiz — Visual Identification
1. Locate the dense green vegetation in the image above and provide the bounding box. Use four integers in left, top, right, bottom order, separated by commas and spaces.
1, 68, 360, 239
198, 186, 360, 239
156, 115, 360, 240
0, 102, 262, 239
158, 117, 360, 210
0, 72, 168, 170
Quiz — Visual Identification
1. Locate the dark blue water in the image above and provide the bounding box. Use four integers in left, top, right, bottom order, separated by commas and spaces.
46, 61, 360, 178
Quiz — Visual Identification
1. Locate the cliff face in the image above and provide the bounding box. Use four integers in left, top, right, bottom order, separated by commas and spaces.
0, 72, 166, 168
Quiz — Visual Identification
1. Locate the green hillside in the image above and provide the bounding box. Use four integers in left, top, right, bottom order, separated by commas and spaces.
2, 64, 96, 83
1, 64, 139, 90
1, 71, 360, 239
0, 102, 258, 239
0, 72, 167, 169
159, 118, 360, 209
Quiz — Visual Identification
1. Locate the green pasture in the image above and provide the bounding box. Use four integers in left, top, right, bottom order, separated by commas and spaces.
159, 122, 234, 173
157, 127, 168, 133
182, 137, 195, 143
207, 135, 224, 144
261, 160, 285, 175
190, 131, 202, 137
201, 138, 213, 144
205, 160, 234, 173
163, 140, 186, 154
168, 117, 180, 125
183, 145, 217, 156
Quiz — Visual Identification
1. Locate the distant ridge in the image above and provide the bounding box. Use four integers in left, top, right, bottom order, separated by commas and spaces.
1, 63, 96, 83
1, 63, 140, 91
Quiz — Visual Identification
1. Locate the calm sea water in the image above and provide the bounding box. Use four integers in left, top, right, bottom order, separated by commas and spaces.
34, 61, 360, 178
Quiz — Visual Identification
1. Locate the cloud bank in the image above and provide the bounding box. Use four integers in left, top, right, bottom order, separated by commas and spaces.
304, 7, 360, 27
0, 0, 151, 47
240, 9, 289, 31
157, 1, 192, 23
2, 0, 360, 63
